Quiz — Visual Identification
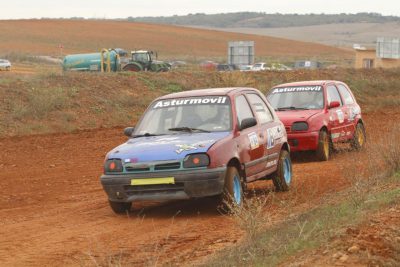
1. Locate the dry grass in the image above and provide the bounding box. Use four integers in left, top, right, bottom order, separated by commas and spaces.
223, 192, 275, 243
1, 67, 400, 138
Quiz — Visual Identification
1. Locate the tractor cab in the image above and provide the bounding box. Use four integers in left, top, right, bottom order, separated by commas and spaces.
123, 50, 168, 72
131, 50, 154, 64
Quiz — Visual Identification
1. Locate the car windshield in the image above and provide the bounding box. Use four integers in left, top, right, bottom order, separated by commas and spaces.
267, 85, 324, 110
134, 96, 232, 136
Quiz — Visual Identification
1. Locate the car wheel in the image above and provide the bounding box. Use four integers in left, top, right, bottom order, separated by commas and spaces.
108, 200, 131, 214
6, 66, 10, 71
316, 130, 330, 161
222, 166, 243, 210
272, 150, 292, 192
351, 123, 366, 150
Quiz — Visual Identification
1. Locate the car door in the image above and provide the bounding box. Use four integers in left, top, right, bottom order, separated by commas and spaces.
245, 93, 280, 181
337, 83, 358, 140
326, 84, 346, 142
234, 94, 265, 179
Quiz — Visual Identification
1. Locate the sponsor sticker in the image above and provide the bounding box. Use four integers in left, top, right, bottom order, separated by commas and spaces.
331, 133, 340, 139
267, 126, 284, 149
175, 140, 215, 154
336, 110, 344, 123
175, 144, 197, 154
248, 132, 259, 150
271, 86, 322, 94
124, 158, 138, 163
266, 159, 277, 168
349, 106, 360, 121
153, 96, 228, 109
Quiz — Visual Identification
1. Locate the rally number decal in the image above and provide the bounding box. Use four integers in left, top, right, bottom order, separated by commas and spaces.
248, 132, 259, 150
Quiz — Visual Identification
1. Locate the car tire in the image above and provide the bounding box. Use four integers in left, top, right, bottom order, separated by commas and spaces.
351, 123, 366, 150
222, 166, 243, 211
6, 66, 10, 71
272, 150, 292, 192
108, 200, 131, 214
316, 130, 330, 161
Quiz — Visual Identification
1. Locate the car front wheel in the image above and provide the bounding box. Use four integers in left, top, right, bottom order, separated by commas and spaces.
108, 200, 131, 214
316, 130, 330, 161
272, 150, 292, 192
222, 166, 243, 210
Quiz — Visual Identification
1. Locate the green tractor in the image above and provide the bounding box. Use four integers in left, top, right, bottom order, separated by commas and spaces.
122, 50, 170, 72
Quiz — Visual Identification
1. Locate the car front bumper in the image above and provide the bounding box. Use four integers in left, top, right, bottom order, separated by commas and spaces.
287, 131, 319, 152
100, 167, 226, 202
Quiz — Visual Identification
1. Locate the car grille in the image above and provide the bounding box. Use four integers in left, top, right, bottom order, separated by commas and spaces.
125, 166, 150, 172
154, 162, 181, 171
124, 161, 181, 173
124, 183, 185, 196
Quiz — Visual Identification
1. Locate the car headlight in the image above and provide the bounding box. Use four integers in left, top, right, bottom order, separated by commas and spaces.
104, 159, 123, 173
183, 153, 210, 168
291, 122, 309, 131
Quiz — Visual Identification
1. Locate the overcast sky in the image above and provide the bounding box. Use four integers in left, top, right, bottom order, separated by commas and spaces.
1, 0, 400, 19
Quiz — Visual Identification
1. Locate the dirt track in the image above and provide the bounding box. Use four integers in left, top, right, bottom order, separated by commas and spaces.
0, 111, 397, 266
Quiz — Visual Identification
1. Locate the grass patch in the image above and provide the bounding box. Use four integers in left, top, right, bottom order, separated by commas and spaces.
1, 68, 400, 137
205, 126, 400, 266
204, 174, 400, 267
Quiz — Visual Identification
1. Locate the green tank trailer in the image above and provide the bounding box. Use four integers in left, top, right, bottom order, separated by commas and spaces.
62, 49, 121, 72
62, 49, 170, 73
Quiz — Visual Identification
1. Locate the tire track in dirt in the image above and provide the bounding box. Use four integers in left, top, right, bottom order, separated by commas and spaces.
0, 111, 396, 266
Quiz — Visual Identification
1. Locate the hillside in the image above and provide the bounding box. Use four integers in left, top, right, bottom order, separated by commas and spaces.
204, 22, 400, 47
0, 19, 351, 62
128, 12, 400, 28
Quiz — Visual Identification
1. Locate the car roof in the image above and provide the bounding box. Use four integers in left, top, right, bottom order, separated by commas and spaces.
273, 80, 340, 88
157, 87, 258, 100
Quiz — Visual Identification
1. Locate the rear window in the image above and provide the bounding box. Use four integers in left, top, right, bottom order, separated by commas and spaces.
337, 84, 355, 105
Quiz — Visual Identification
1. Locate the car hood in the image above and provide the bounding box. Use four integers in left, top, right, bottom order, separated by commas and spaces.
275, 109, 322, 125
106, 132, 230, 163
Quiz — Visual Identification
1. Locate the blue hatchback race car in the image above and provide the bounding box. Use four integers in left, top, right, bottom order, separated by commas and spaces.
100, 88, 292, 214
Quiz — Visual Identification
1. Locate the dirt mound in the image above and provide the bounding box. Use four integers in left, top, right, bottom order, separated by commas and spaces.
1, 68, 400, 138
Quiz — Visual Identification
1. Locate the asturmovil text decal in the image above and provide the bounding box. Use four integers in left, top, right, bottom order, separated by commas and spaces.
153, 96, 228, 108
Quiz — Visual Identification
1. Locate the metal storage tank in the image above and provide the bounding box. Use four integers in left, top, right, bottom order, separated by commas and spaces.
62, 49, 121, 72
376, 37, 400, 59
228, 41, 254, 66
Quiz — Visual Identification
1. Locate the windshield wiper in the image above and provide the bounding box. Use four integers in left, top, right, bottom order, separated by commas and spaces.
168, 127, 210, 133
276, 106, 310, 111
132, 133, 163, 138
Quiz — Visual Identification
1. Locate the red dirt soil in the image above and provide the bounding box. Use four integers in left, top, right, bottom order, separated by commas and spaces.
284, 204, 400, 267
0, 110, 397, 266
0, 20, 352, 61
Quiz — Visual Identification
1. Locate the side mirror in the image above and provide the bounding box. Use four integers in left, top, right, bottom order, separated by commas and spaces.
240, 117, 257, 130
329, 101, 340, 109
124, 127, 135, 137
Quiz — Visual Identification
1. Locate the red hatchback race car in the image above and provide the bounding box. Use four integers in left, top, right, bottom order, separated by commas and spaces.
266, 81, 366, 161
101, 87, 292, 213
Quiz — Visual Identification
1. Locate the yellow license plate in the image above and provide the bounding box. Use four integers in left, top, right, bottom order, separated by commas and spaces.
131, 177, 175, 186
